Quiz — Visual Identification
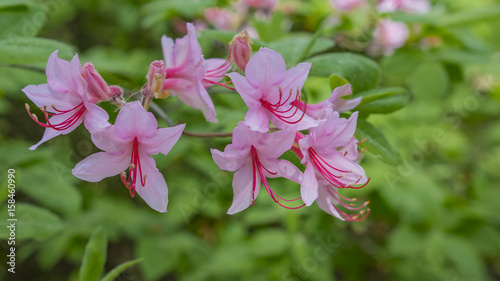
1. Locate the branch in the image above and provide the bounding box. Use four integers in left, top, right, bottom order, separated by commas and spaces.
0, 63, 45, 73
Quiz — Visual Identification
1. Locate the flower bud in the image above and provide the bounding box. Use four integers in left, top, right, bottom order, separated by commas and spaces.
229, 31, 253, 72
146, 60, 169, 99
81, 62, 115, 103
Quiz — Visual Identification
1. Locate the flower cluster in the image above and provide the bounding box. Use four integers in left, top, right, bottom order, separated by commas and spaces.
24, 22, 371, 221
211, 48, 371, 220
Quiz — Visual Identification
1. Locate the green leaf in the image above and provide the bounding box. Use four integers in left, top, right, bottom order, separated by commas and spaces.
329, 74, 349, 91
79, 228, 108, 281
0, 203, 63, 240
307, 53, 380, 94
410, 62, 448, 99
251, 12, 286, 42
0, 1, 45, 39
267, 35, 334, 66
355, 119, 402, 165
100, 258, 143, 281
136, 236, 181, 281
436, 4, 500, 27
0, 37, 75, 66
354, 87, 410, 115
199, 29, 267, 50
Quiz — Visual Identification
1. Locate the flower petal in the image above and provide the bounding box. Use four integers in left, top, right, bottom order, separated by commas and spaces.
29, 127, 61, 150
320, 150, 368, 186
161, 35, 175, 68
83, 102, 111, 133
141, 124, 185, 155
301, 161, 319, 206
211, 146, 249, 172
134, 153, 169, 212
72, 151, 130, 182
23, 83, 81, 110
114, 101, 158, 140
316, 185, 344, 220
226, 72, 260, 108
256, 129, 295, 159
203, 58, 231, 88
244, 104, 269, 133
245, 48, 286, 89
227, 163, 259, 214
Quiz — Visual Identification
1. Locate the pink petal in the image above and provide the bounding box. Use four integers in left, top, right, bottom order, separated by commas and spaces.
227, 163, 258, 214
202, 58, 231, 88
161, 35, 175, 68
91, 125, 130, 152
114, 101, 158, 140
72, 151, 130, 182
69, 53, 87, 96
23, 84, 81, 110
135, 152, 169, 212
267, 107, 318, 131
265, 159, 303, 184
316, 185, 344, 220
46, 51, 86, 97
29, 127, 61, 150
226, 72, 260, 108
211, 146, 249, 172
320, 150, 368, 186
244, 104, 269, 133
83, 102, 111, 134
164, 78, 216, 122
256, 129, 295, 159
266, 62, 311, 103
141, 124, 185, 155
301, 161, 319, 206
245, 48, 286, 90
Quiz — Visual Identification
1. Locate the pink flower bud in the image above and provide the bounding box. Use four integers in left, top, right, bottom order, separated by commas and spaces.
230, 31, 253, 72
81, 62, 115, 103
146, 60, 169, 99
244, 0, 278, 10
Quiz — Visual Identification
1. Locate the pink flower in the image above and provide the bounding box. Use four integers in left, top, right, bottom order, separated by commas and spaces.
241, 0, 278, 10
211, 122, 304, 214
161, 23, 220, 122
294, 84, 362, 119
297, 111, 369, 207
368, 19, 409, 56
204, 7, 237, 30
377, 0, 430, 14
72, 101, 185, 212
229, 30, 253, 72
227, 48, 317, 133
330, 0, 366, 12
81, 62, 123, 103
23, 51, 110, 150
316, 179, 370, 221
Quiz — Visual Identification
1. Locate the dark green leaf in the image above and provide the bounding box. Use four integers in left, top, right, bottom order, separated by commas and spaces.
79, 228, 107, 281
0, 1, 45, 39
307, 53, 380, 94
329, 74, 349, 91
0, 37, 75, 66
355, 119, 402, 165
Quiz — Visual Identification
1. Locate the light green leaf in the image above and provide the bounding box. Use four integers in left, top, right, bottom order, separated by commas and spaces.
307, 53, 380, 94
355, 119, 402, 166
199, 29, 267, 50
251, 12, 286, 42
354, 87, 410, 115
136, 236, 181, 281
436, 4, 500, 27
79, 228, 108, 281
0, 1, 45, 39
329, 74, 349, 91
0, 203, 63, 240
0, 37, 75, 66
267, 35, 334, 66
410, 62, 448, 99
100, 258, 143, 281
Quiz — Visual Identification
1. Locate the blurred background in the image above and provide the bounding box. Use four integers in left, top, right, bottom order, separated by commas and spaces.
0, 0, 500, 280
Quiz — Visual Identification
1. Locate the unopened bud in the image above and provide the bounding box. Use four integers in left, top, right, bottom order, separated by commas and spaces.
81, 62, 115, 103
146, 60, 169, 99
230, 31, 253, 72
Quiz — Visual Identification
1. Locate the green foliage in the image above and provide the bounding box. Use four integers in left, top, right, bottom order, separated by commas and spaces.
79, 228, 107, 281
355, 119, 402, 166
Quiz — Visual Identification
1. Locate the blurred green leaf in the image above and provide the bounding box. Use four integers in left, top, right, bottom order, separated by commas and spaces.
252, 12, 286, 42
101, 258, 143, 281
0, 203, 63, 240
136, 235, 181, 281
354, 87, 410, 115
200, 30, 267, 50
410, 62, 448, 99
0, 1, 44, 38
248, 229, 289, 257
79, 227, 107, 281
307, 53, 380, 94
267, 35, 334, 66
329, 74, 349, 91
436, 4, 500, 27
0, 37, 75, 65
355, 119, 402, 165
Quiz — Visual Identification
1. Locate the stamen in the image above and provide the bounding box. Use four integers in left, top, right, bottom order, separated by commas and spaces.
26, 102, 86, 131
260, 86, 307, 125
120, 138, 147, 197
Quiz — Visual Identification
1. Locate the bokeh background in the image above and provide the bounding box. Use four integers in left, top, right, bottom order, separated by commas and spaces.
1, 0, 500, 280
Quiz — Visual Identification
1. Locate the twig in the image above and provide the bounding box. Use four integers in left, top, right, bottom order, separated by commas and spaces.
0, 63, 45, 73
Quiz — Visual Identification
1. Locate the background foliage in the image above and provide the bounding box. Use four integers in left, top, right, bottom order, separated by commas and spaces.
1, 0, 500, 280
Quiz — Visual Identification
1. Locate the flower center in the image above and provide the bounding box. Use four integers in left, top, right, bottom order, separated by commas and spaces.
260, 86, 306, 125
250, 146, 305, 209
308, 147, 370, 189
121, 137, 146, 197
26, 102, 86, 131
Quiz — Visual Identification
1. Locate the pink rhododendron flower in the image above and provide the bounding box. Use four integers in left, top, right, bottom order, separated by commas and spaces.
211, 122, 304, 214
241, 0, 278, 11
227, 48, 317, 133
377, 0, 430, 14
204, 7, 237, 30
294, 84, 362, 119
368, 19, 409, 56
72, 101, 185, 212
330, 0, 366, 12
81, 62, 123, 103
161, 23, 229, 122
23, 51, 111, 150
297, 111, 369, 207
229, 30, 253, 72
